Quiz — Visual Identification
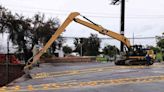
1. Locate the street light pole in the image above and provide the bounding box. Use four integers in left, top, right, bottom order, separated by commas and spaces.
6, 38, 9, 84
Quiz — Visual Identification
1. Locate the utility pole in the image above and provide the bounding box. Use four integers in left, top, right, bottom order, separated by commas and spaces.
111, 0, 125, 52
120, 0, 125, 52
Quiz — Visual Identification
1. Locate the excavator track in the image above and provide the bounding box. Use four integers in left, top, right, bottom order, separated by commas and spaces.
115, 59, 154, 66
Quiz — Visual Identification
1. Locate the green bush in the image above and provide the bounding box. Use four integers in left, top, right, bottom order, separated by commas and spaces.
96, 57, 108, 62
41, 52, 52, 59
156, 53, 163, 62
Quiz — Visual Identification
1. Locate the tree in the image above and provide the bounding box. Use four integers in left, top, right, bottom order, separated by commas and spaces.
0, 6, 33, 62
74, 38, 87, 56
103, 45, 119, 57
146, 45, 161, 53
0, 6, 7, 33
156, 33, 164, 49
0, 5, 62, 62
156, 33, 164, 61
157, 39, 164, 49
0, 6, 31, 53
74, 34, 101, 56
85, 34, 101, 56
30, 14, 61, 54
63, 45, 72, 54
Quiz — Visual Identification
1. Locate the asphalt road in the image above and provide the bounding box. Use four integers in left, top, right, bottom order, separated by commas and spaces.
2, 62, 164, 92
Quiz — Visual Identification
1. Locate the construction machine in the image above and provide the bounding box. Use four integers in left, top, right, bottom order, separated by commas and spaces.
24, 12, 155, 69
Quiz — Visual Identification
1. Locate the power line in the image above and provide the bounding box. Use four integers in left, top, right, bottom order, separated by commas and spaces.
9, 9, 164, 19
3, 4, 120, 15
10, 8, 164, 17
61, 36, 160, 40
3, 4, 164, 19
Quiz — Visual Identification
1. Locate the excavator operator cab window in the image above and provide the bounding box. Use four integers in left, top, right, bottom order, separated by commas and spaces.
128, 45, 147, 56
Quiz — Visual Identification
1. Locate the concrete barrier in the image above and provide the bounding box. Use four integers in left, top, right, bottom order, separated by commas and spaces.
41, 56, 96, 63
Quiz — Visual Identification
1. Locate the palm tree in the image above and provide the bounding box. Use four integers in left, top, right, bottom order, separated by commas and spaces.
31, 14, 61, 54
0, 6, 32, 62
0, 6, 63, 62
0, 6, 30, 52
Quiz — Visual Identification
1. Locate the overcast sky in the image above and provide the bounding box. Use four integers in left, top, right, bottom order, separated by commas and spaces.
0, 0, 164, 50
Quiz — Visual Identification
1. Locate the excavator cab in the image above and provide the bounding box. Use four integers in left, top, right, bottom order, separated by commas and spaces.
128, 45, 147, 56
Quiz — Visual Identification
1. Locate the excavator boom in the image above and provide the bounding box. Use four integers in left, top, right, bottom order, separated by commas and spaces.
25, 12, 80, 69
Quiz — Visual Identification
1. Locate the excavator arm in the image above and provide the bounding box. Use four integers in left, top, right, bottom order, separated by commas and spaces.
24, 12, 131, 69
73, 17, 130, 48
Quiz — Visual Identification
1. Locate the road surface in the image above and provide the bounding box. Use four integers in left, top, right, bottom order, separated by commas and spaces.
1, 62, 164, 92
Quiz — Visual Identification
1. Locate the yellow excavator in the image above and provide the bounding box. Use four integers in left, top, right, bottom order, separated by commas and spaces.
24, 12, 155, 70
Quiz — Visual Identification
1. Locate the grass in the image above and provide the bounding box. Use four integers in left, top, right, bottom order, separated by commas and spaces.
156, 52, 163, 62
96, 56, 108, 62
